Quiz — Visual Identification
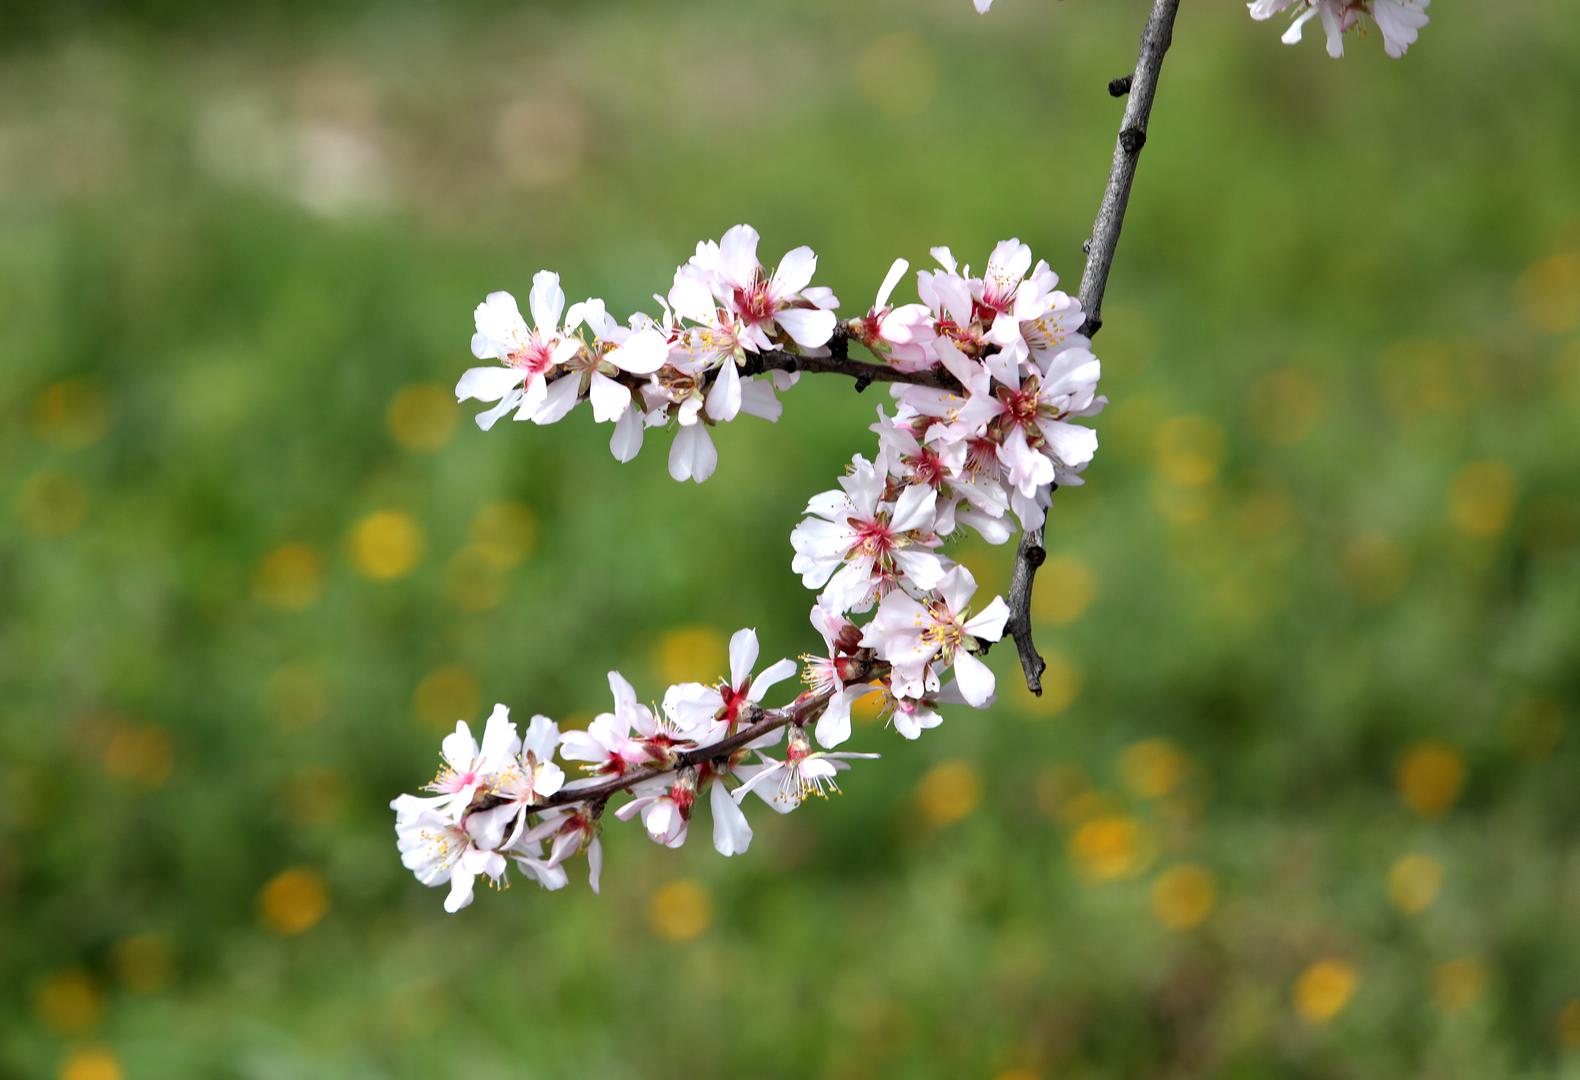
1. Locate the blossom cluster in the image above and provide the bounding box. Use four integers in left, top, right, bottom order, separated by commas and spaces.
1249, 0, 1429, 58
457, 224, 831, 484
404, 232, 1104, 909
391, 632, 875, 911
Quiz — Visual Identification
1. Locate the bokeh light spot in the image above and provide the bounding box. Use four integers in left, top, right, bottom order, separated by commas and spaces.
1396, 742, 1466, 818
1248, 366, 1323, 446
111, 933, 173, 993
414, 666, 481, 733
1448, 460, 1516, 537
914, 760, 982, 828
1068, 815, 1149, 881
36, 971, 102, 1034
348, 510, 425, 580
1151, 863, 1216, 930
1516, 252, 1580, 334
1118, 738, 1187, 800
1155, 415, 1226, 487
648, 879, 713, 942
33, 377, 111, 449
470, 500, 538, 568
17, 469, 90, 536
103, 723, 174, 788
1432, 958, 1486, 1013
653, 627, 727, 686
252, 543, 324, 611
1013, 651, 1080, 717
1031, 554, 1095, 626
1559, 1000, 1580, 1049
387, 383, 456, 451
1386, 853, 1443, 915
58, 1048, 123, 1080
259, 867, 330, 935
443, 545, 510, 612
1294, 959, 1357, 1024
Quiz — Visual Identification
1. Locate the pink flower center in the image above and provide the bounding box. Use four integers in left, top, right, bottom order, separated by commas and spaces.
849, 517, 896, 558
732, 280, 777, 325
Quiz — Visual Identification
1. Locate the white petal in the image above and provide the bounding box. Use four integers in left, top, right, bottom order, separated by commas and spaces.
875, 258, 909, 309
531, 374, 581, 425
952, 650, 996, 708
610, 406, 644, 462
609, 327, 669, 375
888, 483, 938, 534
718, 224, 761, 287
769, 245, 818, 299
528, 270, 565, 332
705, 359, 742, 423
773, 308, 836, 348
456, 365, 524, 403
814, 690, 852, 748
748, 658, 797, 702
710, 780, 753, 857
728, 628, 759, 689
588, 371, 631, 424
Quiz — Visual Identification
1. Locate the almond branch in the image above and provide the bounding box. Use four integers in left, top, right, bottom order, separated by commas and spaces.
1005, 0, 1180, 695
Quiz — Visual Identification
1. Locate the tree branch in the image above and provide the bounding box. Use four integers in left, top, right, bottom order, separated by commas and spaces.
1004, 0, 1179, 696
505, 655, 884, 819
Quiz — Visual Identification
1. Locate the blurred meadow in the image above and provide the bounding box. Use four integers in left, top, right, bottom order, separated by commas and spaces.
3, 0, 1580, 1076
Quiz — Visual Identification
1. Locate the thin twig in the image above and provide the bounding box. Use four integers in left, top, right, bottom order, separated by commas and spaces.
1003, 0, 1180, 695
512, 656, 883, 818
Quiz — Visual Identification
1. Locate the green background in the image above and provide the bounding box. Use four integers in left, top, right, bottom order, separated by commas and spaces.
3, 1, 1579, 1076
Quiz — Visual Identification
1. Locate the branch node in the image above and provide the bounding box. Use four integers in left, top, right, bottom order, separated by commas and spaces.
1025, 544, 1046, 569
1120, 126, 1147, 154
1109, 75, 1133, 97
853, 374, 873, 393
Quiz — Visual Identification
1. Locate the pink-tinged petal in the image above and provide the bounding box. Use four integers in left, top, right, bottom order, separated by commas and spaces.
728, 628, 760, 689
748, 657, 797, 702
705, 359, 742, 423
533, 761, 566, 799
610, 327, 668, 375
892, 548, 946, 593
443, 868, 477, 913
769, 245, 818, 299
875, 257, 909, 309
610, 406, 644, 462
738, 378, 783, 422
668, 269, 718, 324
889, 483, 938, 534
814, 690, 852, 749
456, 365, 525, 403
523, 714, 559, 760
668, 424, 717, 484
513, 372, 549, 422
1039, 419, 1098, 469
532, 373, 581, 425
718, 224, 761, 287
586, 837, 603, 893
930, 246, 958, 274
528, 270, 565, 332
710, 780, 753, 857
478, 704, 521, 766
773, 307, 836, 349
441, 721, 479, 772
473, 390, 521, 431
951, 650, 996, 707
937, 564, 979, 615
963, 596, 1010, 642
587, 371, 630, 424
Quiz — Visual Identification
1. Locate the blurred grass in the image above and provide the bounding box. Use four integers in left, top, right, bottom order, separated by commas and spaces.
3, 0, 1580, 1077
